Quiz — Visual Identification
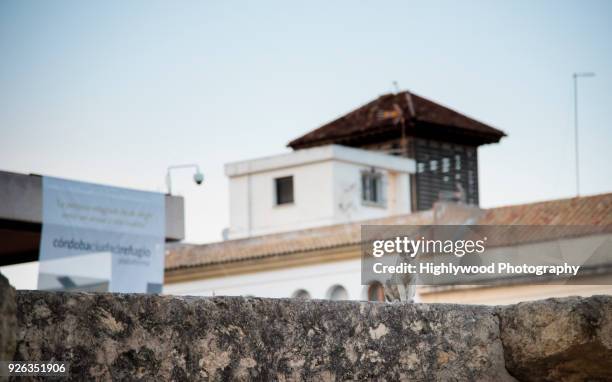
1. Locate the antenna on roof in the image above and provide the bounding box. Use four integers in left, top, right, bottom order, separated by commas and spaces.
392, 81, 400, 94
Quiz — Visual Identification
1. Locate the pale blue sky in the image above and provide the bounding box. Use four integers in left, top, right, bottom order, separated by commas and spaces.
1, 0, 611, 243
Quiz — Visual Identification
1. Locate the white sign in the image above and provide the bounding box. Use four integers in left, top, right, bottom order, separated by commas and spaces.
38, 177, 165, 293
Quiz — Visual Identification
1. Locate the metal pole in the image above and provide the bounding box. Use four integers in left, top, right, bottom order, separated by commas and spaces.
573, 74, 579, 196
572, 72, 595, 197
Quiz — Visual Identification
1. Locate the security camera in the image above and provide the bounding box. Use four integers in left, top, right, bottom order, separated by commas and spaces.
166, 164, 203, 194
193, 172, 204, 185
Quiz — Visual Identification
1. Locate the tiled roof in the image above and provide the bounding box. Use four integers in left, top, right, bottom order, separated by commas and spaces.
166, 193, 612, 271
288, 91, 506, 149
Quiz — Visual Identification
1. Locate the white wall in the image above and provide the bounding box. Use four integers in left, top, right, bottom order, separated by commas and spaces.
227, 145, 414, 239
0, 261, 39, 290
332, 161, 411, 223
163, 259, 372, 301
228, 160, 336, 238
164, 257, 612, 305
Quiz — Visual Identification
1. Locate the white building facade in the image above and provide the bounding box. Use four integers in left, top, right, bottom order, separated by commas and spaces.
164, 144, 415, 301
226, 145, 415, 239
163, 258, 368, 301
163, 142, 612, 304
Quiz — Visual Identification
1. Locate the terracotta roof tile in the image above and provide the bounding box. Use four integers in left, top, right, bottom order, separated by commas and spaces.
288, 91, 506, 149
166, 193, 612, 271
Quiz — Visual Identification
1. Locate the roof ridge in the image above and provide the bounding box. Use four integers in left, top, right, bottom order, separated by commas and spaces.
483, 192, 611, 212
175, 192, 612, 249
165, 192, 612, 271
288, 90, 507, 149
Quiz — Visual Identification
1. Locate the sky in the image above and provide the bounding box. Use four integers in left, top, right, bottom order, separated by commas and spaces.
1, 0, 611, 246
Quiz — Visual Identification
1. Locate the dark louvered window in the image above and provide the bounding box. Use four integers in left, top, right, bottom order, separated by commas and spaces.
414, 138, 479, 210
275, 176, 294, 205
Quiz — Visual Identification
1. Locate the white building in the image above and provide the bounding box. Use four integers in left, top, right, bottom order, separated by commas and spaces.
226, 144, 414, 239
164, 193, 612, 304
164, 92, 612, 304
166, 143, 417, 301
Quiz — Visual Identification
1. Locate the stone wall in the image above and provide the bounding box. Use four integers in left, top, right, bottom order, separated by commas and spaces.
0, 273, 16, 364
1, 277, 611, 381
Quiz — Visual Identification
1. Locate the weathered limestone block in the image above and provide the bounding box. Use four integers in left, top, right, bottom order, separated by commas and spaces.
14, 291, 611, 381
15, 292, 513, 381
498, 295, 612, 382
0, 272, 17, 363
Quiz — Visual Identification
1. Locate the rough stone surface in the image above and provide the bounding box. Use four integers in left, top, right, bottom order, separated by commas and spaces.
0, 272, 16, 363
14, 291, 514, 381
498, 295, 612, 382
8, 291, 612, 381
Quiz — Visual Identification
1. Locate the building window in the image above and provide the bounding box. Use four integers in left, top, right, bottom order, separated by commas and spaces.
292, 289, 311, 299
442, 157, 450, 173
361, 170, 384, 206
417, 162, 425, 173
367, 282, 385, 302
455, 155, 462, 171
429, 160, 438, 172
327, 285, 349, 301
275, 176, 294, 205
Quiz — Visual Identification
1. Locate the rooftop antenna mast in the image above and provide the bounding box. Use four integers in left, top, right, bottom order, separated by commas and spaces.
392, 81, 400, 94
572, 72, 595, 197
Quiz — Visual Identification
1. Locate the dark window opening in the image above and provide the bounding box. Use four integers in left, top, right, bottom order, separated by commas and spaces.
367, 282, 385, 302
275, 176, 294, 205
292, 289, 310, 299
361, 171, 384, 205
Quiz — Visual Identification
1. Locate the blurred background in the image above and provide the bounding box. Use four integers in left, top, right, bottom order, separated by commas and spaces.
1, 0, 611, 301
